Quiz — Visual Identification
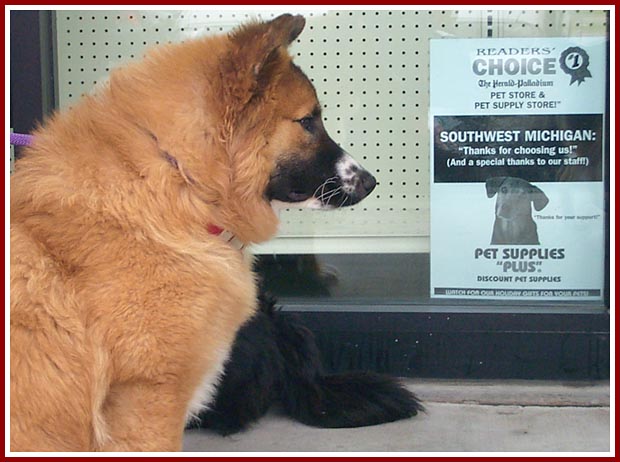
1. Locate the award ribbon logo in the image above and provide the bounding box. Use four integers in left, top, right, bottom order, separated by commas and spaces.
560, 47, 593, 86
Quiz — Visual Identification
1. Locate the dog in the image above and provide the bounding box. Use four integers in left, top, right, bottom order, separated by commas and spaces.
10, 14, 376, 452
485, 177, 549, 245
187, 293, 423, 435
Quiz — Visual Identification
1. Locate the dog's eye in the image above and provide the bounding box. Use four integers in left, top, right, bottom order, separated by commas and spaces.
500, 186, 508, 194
295, 116, 314, 133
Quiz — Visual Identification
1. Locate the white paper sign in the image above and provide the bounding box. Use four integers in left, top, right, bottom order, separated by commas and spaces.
430, 37, 607, 300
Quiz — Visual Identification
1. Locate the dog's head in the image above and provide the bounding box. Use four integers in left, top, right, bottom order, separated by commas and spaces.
485, 176, 549, 219
110, 15, 376, 243
215, 14, 376, 239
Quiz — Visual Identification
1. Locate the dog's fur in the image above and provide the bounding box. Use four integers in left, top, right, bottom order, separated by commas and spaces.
188, 294, 423, 435
486, 176, 549, 245
10, 15, 375, 452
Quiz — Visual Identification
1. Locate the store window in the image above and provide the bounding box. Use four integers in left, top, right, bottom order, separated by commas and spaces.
13, 8, 611, 378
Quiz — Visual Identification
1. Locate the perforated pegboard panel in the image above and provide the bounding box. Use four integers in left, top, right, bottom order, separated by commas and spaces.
53, 9, 608, 253
494, 9, 608, 37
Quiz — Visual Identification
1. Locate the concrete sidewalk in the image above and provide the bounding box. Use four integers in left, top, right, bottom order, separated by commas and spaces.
183, 379, 611, 454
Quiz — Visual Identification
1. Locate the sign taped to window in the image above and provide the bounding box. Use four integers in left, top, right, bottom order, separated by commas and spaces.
429, 37, 606, 300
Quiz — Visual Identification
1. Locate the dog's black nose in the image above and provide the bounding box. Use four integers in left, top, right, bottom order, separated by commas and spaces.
359, 170, 377, 195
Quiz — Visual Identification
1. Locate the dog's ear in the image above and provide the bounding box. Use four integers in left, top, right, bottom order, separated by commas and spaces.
485, 177, 506, 198
230, 14, 305, 75
265, 13, 306, 49
222, 14, 306, 106
529, 184, 549, 211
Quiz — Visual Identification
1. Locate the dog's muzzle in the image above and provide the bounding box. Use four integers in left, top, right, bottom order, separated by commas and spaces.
336, 153, 377, 206
311, 153, 376, 209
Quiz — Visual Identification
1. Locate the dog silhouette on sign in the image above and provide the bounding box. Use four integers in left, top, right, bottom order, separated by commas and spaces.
486, 177, 549, 245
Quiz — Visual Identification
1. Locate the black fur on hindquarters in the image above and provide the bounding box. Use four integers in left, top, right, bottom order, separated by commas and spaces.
189, 294, 424, 435
186, 294, 285, 436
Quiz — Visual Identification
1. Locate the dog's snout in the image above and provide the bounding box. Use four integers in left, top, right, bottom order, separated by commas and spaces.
336, 153, 377, 203
359, 170, 377, 195
347, 168, 376, 205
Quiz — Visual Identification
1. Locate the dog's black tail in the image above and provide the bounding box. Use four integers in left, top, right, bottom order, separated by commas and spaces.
281, 370, 424, 428
273, 311, 424, 429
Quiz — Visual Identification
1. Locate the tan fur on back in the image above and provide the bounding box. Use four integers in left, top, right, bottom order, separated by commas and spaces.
10, 16, 311, 452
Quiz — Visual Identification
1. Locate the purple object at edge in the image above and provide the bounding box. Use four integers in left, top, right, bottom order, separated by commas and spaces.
10, 133, 34, 146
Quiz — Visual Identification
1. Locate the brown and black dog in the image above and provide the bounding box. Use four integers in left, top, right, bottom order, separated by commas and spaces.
486, 176, 549, 245
10, 14, 375, 451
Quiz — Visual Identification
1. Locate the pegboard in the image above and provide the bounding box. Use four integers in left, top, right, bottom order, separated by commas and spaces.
494, 9, 608, 37
53, 9, 608, 254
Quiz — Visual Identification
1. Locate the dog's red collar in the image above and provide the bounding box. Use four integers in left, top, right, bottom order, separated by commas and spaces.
206, 223, 225, 236
209, 225, 246, 251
